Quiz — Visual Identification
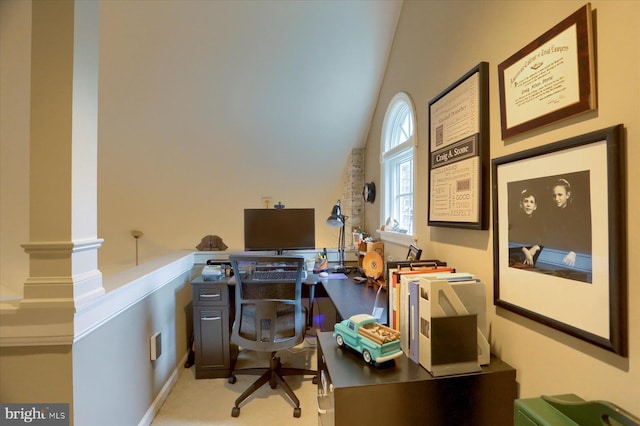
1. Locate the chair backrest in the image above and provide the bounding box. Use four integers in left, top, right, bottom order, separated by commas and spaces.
229, 255, 305, 353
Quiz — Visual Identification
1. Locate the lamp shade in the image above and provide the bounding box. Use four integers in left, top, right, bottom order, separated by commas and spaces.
326, 201, 344, 228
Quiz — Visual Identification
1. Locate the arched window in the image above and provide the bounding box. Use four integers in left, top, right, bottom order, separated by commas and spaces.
380, 92, 416, 240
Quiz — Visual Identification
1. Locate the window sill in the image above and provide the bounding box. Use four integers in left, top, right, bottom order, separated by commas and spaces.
376, 230, 415, 247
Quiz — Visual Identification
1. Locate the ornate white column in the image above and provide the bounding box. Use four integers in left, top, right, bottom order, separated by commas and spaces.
18, 0, 103, 339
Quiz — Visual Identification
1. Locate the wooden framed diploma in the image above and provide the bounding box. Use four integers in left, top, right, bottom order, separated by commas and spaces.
428, 62, 490, 230
498, 3, 596, 139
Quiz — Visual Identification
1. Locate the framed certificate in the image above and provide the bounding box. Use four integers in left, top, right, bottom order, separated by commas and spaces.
428, 62, 490, 230
498, 3, 596, 139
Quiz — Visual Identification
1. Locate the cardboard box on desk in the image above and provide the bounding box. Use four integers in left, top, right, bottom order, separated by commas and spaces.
366, 241, 384, 260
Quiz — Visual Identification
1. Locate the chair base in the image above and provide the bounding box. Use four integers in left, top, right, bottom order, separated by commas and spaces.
229, 352, 317, 418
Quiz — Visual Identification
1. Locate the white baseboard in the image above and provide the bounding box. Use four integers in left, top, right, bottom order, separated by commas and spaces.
138, 351, 189, 426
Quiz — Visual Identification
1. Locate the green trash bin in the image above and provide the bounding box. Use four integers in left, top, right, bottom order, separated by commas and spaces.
515, 394, 640, 426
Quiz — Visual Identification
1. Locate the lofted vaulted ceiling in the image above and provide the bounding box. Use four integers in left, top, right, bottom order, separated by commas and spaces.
95, 0, 403, 267
99, 0, 403, 188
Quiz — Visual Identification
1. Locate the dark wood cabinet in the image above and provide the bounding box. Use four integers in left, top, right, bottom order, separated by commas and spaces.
191, 276, 234, 379
316, 331, 517, 426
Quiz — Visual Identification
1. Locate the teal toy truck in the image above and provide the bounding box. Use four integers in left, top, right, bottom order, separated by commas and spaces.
333, 313, 402, 364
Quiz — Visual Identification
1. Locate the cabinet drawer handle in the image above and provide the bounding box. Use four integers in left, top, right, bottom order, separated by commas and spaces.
201, 293, 221, 299
315, 395, 327, 415
201, 316, 221, 321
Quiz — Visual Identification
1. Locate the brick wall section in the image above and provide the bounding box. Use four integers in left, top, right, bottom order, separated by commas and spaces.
341, 148, 364, 239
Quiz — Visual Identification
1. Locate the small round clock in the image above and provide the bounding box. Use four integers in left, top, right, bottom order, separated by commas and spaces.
362, 181, 376, 203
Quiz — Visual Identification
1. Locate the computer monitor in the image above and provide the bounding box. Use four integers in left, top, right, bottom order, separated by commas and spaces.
244, 208, 315, 254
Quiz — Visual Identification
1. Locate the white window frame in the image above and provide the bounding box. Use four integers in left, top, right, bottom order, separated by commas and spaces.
378, 92, 417, 247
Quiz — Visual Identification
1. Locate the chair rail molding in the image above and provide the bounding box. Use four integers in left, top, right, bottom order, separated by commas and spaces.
0, 250, 194, 347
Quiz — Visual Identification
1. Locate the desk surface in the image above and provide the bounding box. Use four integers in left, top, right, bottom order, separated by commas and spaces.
318, 331, 515, 387
193, 272, 389, 326
313, 275, 388, 324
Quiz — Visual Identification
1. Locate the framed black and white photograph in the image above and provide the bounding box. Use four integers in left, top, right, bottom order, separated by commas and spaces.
498, 3, 596, 139
492, 125, 627, 355
428, 62, 490, 230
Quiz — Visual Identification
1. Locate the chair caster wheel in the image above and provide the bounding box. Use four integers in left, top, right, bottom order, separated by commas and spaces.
293, 407, 301, 418
231, 407, 240, 417
312, 376, 318, 384
228, 376, 236, 384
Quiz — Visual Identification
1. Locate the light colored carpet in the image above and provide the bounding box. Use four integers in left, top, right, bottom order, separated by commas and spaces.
151, 336, 319, 426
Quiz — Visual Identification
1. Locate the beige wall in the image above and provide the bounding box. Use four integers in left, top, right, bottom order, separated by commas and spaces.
0, 0, 31, 299
1, 1, 396, 292
94, 1, 397, 277
0, 345, 73, 408
364, 0, 639, 413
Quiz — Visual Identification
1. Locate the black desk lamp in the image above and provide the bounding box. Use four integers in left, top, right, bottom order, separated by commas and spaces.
326, 200, 347, 273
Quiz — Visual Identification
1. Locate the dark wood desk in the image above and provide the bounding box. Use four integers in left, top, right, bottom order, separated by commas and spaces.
313, 275, 388, 325
316, 332, 517, 426
190, 273, 389, 378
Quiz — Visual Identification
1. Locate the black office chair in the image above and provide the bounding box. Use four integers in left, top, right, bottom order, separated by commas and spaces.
228, 255, 317, 418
